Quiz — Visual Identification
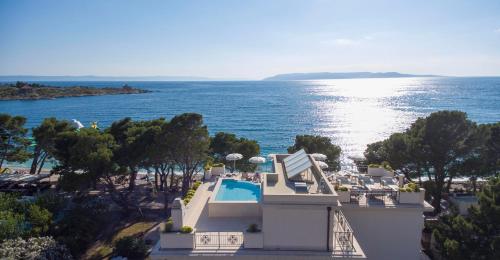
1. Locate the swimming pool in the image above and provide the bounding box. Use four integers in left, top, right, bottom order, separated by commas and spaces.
215, 179, 261, 201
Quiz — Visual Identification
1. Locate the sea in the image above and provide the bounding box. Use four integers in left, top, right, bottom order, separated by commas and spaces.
1, 77, 499, 169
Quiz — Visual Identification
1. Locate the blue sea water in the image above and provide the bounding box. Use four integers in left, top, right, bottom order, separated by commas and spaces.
1, 77, 499, 167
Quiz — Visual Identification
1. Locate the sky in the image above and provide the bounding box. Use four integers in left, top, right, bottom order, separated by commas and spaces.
1, 0, 500, 79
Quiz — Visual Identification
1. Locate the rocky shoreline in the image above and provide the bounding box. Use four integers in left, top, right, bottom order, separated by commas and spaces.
0, 82, 151, 100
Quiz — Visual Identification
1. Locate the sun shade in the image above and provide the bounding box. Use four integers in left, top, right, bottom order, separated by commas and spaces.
283, 149, 313, 179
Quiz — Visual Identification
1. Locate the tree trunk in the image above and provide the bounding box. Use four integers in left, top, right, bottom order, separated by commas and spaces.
181, 175, 191, 196
159, 174, 165, 191
36, 153, 48, 175
154, 167, 159, 191
128, 170, 137, 191
432, 168, 446, 214
169, 167, 176, 190
471, 177, 477, 193
30, 148, 41, 174
164, 187, 170, 213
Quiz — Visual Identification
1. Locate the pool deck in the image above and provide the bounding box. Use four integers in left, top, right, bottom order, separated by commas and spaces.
187, 181, 262, 232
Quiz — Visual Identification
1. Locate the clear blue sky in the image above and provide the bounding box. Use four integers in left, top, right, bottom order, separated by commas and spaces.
1, 0, 500, 79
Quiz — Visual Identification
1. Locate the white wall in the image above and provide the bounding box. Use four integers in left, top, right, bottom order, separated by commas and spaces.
209, 201, 261, 217
342, 207, 423, 260
262, 204, 330, 251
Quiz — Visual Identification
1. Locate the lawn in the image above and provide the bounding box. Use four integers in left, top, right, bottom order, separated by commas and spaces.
87, 221, 158, 260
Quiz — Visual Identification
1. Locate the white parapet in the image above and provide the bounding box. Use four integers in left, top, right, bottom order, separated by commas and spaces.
160, 232, 195, 249
244, 232, 264, 249
211, 166, 225, 176
336, 190, 350, 203
171, 198, 186, 231
367, 167, 393, 177
399, 188, 426, 205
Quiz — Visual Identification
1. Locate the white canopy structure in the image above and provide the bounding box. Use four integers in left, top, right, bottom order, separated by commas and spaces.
283, 149, 313, 179
226, 153, 243, 173
317, 161, 328, 169
249, 156, 266, 164
311, 153, 327, 161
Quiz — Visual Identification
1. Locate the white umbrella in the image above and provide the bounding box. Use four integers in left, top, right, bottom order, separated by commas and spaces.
311, 153, 327, 161
226, 153, 243, 173
249, 156, 266, 164
249, 156, 266, 172
72, 119, 84, 129
317, 161, 329, 169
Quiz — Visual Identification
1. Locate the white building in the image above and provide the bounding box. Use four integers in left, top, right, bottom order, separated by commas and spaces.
151, 149, 433, 260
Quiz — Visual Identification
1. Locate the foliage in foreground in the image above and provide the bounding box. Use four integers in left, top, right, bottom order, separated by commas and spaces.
0, 193, 52, 241
0, 236, 73, 260
364, 111, 499, 212
114, 236, 147, 259
429, 177, 500, 259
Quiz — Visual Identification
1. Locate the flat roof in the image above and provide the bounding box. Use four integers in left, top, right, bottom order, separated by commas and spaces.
263, 153, 337, 204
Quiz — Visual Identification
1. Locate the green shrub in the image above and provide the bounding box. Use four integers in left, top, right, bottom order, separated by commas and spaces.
368, 162, 393, 171
193, 181, 202, 190
246, 224, 260, 233
212, 163, 224, 167
114, 236, 147, 259
163, 217, 173, 233
406, 182, 420, 192
380, 161, 393, 171
337, 186, 349, 192
180, 226, 193, 233
183, 188, 197, 205
400, 185, 419, 192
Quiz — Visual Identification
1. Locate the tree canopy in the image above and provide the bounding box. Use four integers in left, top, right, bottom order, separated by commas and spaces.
0, 114, 30, 169
30, 118, 75, 175
287, 135, 341, 171
430, 177, 500, 259
210, 132, 260, 172
364, 111, 498, 213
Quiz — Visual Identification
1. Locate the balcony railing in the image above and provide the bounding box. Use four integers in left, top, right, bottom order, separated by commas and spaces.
333, 210, 356, 252
195, 232, 243, 249
348, 189, 399, 206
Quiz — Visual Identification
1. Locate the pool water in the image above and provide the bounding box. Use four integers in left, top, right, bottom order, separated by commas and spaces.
215, 179, 261, 201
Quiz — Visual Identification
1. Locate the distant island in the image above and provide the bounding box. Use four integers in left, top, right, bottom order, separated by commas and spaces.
0, 82, 150, 100
263, 72, 440, 81
0, 75, 216, 81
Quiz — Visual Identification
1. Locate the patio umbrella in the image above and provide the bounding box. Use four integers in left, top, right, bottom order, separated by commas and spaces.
311, 153, 327, 161
249, 156, 267, 172
317, 161, 329, 169
249, 156, 266, 164
226, 153, 243, 173
72, 119, 84, 130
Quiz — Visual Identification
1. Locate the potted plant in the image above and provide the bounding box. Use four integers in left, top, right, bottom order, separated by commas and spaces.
367, 161, 394, 177
160, 223, 195, 249
335, 186, 350, 203
399, 183, 425, 204
244, 224, 263, 249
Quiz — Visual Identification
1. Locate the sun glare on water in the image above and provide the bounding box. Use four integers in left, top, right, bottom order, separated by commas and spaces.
304, 78, 425, 163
